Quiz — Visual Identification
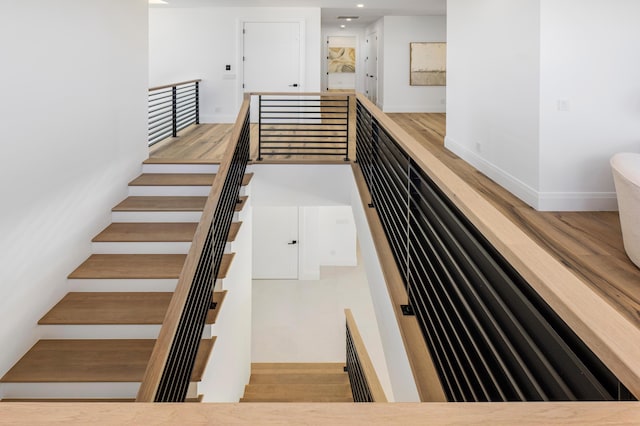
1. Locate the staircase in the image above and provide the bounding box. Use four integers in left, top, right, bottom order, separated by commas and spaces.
241, 363, 353, 402
0, 162, 252, 401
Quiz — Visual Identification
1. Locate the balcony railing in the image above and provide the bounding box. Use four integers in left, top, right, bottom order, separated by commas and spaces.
345, 309, 387, 403
136, 95, 250, 402
355, 94, 635, 402
148, 79, 201, 146
257, 93, 350, 161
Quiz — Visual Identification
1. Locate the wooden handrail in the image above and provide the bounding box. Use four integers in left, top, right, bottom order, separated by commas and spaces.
149, 79, 202, 92
355, 93, 640, 399
136, 94, 251, 402
249, 91, 354, 96
345, 309, 387, 402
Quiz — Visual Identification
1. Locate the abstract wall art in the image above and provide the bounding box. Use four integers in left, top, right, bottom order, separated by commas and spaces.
328, 47, 356, 73
410, 42, 446, 86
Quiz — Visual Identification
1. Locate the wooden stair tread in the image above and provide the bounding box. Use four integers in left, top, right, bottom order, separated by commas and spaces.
112, 196, 207, 212
129, 173, 216, 187
235, 196, 248, 212
227, 221, 242, 242
251, 363, 346, 374
127, 173, 253, 187
241, 384, 353, 402
1, 396, 203, 402
92, 222, 242, 243
92, 223, 198, 242
248, 373, 349, 385
206, 291, 227, 324
39, 292, 226, 325
242, 172, 254, 186
68, 253, 234, 279
68, 254, 186, 279
0, 338, 214, 383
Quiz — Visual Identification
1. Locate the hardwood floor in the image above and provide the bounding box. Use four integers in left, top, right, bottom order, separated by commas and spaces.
388, 113, 640, 328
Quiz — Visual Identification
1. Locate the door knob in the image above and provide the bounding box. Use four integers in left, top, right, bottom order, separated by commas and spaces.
289, 83, 299, 87
288, 240, 298, 245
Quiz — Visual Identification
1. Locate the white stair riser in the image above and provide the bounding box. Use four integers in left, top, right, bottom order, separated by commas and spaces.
1, 383, 141, 399
39, 324, 213, 340
67, 279, 179, 292
128, 186, 211, 196
141, 164, 219, 174
92, 241, 192, 255
67, 278, 224, 292
112, 211, 203, 223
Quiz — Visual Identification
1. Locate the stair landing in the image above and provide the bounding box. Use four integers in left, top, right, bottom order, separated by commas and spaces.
241, 363, 353, 403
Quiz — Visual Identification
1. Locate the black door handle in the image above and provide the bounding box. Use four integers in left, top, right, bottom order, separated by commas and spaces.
289, 83, 299, 87
288, 240, 297, 245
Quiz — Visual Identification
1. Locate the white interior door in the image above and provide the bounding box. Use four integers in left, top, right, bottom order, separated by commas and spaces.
365, 33, 378, 105
253, 206, 299, 279
243, 22, 301, 93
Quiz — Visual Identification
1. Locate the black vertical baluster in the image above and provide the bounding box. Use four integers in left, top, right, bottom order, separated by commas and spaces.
345, 96, 350, 161
258, 95, 263, 161
172, 85, 178, 138
195, 81, 200, 125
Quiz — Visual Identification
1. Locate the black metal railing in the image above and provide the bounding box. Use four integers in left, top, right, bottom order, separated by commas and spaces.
355, 97, 635, 402
257, 93, 350, 160
137, 97, 250, 403
148, 79, 201, 146
345, 309, 387, 402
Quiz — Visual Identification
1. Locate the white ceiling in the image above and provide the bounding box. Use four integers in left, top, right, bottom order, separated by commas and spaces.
151, 0, 447, 25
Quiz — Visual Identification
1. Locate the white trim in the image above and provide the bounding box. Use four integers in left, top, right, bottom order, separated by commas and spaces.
537, 192, 618, 212
382, 105, 446, 113
445, 136, 539, 208
446, 136, 619, 212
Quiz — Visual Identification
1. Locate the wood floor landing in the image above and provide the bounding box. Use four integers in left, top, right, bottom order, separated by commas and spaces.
241, 363, 353, 403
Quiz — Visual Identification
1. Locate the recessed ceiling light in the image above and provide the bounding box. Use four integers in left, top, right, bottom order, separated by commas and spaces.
149, 0, 168, 4
357, 4, 364, 8
346, 18, 352, 21
340, 25, 346, 28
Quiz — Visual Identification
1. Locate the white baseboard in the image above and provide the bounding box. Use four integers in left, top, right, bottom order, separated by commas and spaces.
382, 105, 446, 113
445, 136, 539, 208
537, 192, 618, 212
444, 136, 617, 212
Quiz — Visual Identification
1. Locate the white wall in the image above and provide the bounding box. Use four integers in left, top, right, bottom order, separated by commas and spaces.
447, 0, 640, 211
0, 0, 148, 388
446, 0, 541, 208
200, 181, 253, 401
250, 164, 353, 206
149, 7, 322, 123
318, 206, 357, 267
349, 172, 420, 402
381, 16, 447, 113
538, 0, 640, 210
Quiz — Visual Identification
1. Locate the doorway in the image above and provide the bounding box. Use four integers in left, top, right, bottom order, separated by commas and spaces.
365, 32, 378, 105
243, 21, 302, 93
326, 36, 357, 91
252, 206, 299, 279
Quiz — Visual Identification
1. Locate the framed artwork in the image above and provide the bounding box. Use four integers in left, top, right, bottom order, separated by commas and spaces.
328, 47, 356, 73
410, 42, 446, 86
